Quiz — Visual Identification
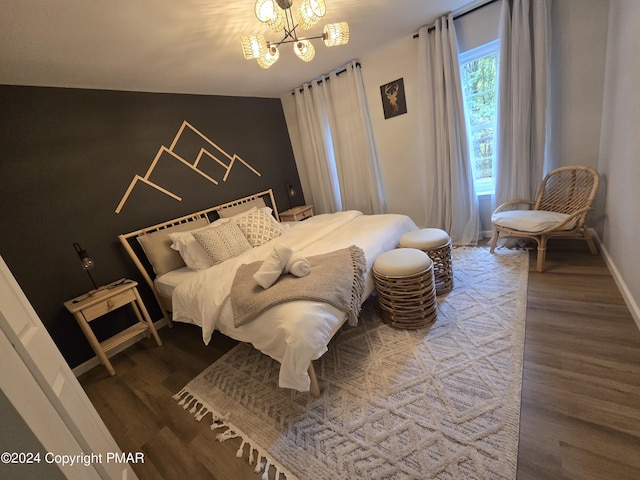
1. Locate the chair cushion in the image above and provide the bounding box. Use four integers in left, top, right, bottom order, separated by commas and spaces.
400, 228, 451, 249
492, 210, 573, 233
374, 248, 432, 276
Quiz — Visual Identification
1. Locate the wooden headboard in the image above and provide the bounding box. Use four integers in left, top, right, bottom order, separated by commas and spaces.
118, 189, 278, 323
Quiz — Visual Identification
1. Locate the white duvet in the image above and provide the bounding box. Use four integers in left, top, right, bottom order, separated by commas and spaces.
171, 210, 418, 391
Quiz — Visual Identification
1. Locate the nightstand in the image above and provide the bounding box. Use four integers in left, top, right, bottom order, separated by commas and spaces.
280, 205, 314, 222
64, 278, 162, 375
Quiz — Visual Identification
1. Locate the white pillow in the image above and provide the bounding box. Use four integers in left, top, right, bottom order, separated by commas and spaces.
492, 210, 574, 233
192, 221, 252, 265
234, 208, 285, 247
169, 225, 214, 271
167, 207, 273, 270
137, 218, 209, 276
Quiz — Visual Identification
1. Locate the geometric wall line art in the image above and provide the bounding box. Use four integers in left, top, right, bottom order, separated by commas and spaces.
115, 120, 261, 214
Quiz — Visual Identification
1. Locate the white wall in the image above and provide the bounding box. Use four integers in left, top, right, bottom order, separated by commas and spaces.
548, 0, 609, 235
598, 0, 640, 326
549, 0, 608, 171
360, 36, 426, 225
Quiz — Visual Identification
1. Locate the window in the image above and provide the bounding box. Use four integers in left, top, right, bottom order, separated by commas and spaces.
459, 40, 499, 196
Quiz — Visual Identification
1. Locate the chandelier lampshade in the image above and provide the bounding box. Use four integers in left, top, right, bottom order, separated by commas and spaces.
242, 0, 347, 67
254, 0, 276, 22
240, 35, 267, 60
323, 22, 350, 47
294, 40, 315, 62
254, 0, 285, 32
258, 45, 280, 69
297, 0, 326, 30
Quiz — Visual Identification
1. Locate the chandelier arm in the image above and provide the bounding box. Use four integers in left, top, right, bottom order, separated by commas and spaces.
271, 33, 326, 47
284, 7, 298, 40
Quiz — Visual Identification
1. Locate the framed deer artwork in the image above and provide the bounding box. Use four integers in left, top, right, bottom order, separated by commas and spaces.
380, 78, 407, 119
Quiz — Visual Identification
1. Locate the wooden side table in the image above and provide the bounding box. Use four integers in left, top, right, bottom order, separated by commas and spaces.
64, 278, 162, 375
280, 205, 314, 222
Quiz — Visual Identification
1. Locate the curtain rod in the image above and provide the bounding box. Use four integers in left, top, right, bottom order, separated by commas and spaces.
291, 61, 361, 95
413, 0, 500, 38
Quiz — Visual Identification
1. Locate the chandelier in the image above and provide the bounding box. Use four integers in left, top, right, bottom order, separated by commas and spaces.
241, 0, 350, 69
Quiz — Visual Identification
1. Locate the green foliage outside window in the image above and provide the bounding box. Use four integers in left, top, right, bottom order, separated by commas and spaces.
461, 50, 498, 189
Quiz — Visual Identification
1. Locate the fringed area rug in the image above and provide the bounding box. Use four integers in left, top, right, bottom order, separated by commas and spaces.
174, 247, 529, 480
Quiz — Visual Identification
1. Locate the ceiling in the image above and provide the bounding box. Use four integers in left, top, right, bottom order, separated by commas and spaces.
1, 0, 475, 98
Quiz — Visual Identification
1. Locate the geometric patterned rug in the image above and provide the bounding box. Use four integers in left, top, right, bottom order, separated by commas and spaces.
175, 247, 529, 480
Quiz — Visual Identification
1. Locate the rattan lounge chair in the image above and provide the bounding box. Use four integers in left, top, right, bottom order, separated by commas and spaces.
490, 165, 600, 272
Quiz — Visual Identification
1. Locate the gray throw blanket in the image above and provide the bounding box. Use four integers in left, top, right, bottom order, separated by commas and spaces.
231, 245, 366, 328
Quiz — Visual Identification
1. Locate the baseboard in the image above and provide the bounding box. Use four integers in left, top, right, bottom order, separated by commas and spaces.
72, 317, 168, 377
591, 229, 640, 331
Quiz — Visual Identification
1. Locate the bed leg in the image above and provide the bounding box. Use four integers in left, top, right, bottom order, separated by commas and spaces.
158, 307, 173, 327
308, 363, 320, 398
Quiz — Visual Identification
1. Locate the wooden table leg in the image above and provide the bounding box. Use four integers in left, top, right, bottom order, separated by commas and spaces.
74, 313, 115, 376
131, 289, 163, 347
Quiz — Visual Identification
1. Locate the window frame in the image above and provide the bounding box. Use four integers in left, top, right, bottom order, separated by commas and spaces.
459, 39, 500, 196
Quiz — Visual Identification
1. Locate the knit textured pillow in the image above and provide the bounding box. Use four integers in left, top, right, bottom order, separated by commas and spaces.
192, 221, 252, 265
234, 209, 285, 247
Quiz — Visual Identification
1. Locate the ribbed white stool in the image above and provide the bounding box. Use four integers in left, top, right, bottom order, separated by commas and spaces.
373, 248, 437, 329
399, 228, 453, 295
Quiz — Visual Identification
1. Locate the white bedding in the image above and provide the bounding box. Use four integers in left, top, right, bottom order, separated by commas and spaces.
154, 266, 193, 298
170, 210, 418, 391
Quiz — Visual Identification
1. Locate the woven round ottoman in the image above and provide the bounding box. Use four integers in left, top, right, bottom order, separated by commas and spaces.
400, 228, 453, 295
373, 248, 437, 329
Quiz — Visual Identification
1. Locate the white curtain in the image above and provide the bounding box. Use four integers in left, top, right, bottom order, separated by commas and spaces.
292, 61, 386, 214
293, 79, 342, 213
417, 15, 480, 245
495, 0, 551, 207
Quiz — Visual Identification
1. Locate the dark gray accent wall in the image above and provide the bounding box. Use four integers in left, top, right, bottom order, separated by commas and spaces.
0, 85, 303, 368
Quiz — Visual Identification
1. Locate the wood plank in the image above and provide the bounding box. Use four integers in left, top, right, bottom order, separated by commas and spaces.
141, 426, 214, 479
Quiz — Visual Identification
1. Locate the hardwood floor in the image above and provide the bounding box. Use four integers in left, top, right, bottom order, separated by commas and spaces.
79, 240, 640, 479
518, 240, 640, 480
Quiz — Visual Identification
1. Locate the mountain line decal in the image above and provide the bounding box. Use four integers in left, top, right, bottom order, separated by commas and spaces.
115, 121, 261, 214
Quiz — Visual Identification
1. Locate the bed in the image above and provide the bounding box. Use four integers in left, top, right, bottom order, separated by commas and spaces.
119, 190, 418, 395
